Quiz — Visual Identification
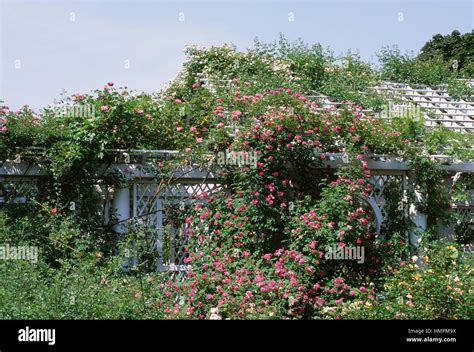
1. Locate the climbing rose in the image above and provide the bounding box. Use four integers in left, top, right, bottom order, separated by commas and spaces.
232, 110, 242, 119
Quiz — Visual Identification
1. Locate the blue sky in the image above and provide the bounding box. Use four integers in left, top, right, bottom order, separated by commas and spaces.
1, 0, 472, 110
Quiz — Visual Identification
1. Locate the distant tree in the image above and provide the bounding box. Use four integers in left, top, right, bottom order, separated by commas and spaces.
418, 30, 474, 73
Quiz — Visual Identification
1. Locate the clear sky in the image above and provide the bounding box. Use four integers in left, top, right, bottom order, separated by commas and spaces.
1, 0, 472, 110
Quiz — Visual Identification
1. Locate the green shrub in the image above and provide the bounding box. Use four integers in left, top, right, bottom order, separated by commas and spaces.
338, 241, 473, 319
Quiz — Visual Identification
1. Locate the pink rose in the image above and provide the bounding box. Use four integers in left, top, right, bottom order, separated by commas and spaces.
232, 110, 242, 119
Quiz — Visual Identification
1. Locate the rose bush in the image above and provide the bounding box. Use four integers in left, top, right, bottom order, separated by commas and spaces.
0, 37, 472, 320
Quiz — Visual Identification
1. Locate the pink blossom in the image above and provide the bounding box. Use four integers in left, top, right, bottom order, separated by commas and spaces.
100, 105, 109, 112
196, 137, 203, 143
107, 82, 114, 86
175, 99, 183, 104
176, 127, 183, 132
232, 110, 242, 119
216, 122, 224, 129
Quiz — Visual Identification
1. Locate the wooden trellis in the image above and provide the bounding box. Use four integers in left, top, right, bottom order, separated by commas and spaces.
1, 151, 473, 271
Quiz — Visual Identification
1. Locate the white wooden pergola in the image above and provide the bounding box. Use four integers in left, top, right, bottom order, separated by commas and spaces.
1, 150, 472, 271
1, 80, 472, 270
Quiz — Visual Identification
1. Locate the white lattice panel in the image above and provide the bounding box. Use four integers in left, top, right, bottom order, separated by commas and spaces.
454, 205, 473, 245
367, 173, 405, 232
132, 182, 222, 271
0, 180, 38, 204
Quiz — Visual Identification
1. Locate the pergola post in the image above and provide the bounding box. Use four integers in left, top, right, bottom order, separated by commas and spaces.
436, 174, 455, 241
112, 186, 130, 234
111, 186, 136, 269
408, 173, 426, 261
